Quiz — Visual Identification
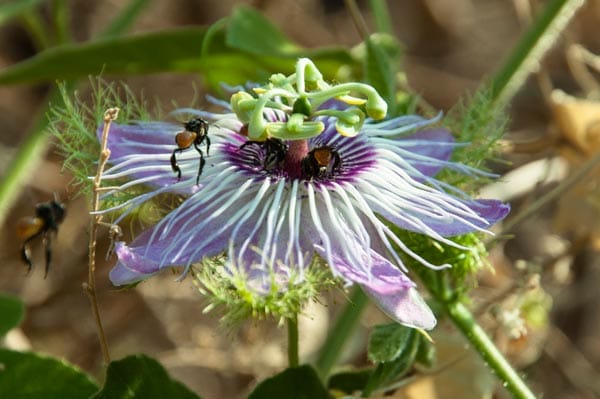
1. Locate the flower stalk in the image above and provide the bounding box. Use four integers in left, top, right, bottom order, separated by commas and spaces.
85, 107, 118, 365
315, 286, 369, 379
287, 315, 299, 368
445, 301, 537, 399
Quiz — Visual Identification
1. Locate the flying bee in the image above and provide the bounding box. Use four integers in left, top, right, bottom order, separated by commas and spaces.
170, 118, 210, 185
239, 137, 288, 171
16, 198, 66, 277
301, 145, 342, 179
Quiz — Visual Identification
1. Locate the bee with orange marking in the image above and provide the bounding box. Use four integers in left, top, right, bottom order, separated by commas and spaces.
16, 199, 66, 277
170, 118, 210, 185
301, 146, 342, 179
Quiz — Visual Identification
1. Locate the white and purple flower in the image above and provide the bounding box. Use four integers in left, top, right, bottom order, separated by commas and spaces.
97, 61, 508, 330
97, 106, 508, 330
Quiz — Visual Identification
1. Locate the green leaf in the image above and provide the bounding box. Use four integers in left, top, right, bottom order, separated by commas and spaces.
0, 293, 24, 336
367, 323, 415, 363
363, 329, 421, 396
0, 27, 206, 85
0, 0, 45, 25
0, 349, 98, 398
248, 365, 332, 399
200, 14, 355, 91
327, 369, 372, 395
226, 5, 301, 56
199, 5, 356, 90
93, 354, 199, 399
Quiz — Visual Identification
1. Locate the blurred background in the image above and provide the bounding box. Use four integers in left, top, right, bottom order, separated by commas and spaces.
1, 0, 600, 398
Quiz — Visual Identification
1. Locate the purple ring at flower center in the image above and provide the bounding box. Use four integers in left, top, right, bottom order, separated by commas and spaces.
221, 124, 377, 186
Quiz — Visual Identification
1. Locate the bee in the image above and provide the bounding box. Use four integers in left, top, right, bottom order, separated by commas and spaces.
239, 137, 288, 171
170, 118, 210, 185
301, 146, 342, 179
16, 198, 66, 277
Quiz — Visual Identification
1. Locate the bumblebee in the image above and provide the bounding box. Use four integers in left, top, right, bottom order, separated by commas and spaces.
16, 199, 66, 277
170, 118, 210, 185
239, 137, 288, 171
301, 146, 341, 179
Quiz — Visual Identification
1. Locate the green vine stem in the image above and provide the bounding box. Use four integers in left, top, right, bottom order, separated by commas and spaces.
488, 0, 585, 105
367, 0, 392, 35
445, 301, 537, 399
287, 315, 299, 368
315, 286, 369, 379
344, 0, 369, 40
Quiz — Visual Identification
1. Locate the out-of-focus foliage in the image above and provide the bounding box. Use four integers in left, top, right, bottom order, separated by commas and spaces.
92, 355, 201, 399
0, 349, 99, 398
247, 365, 332, 399
0, 0, 44, 24
0, 6, 356, 92
0, 293, 24, 337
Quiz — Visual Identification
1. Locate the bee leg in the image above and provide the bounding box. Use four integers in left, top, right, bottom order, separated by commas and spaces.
170, 148, 184, 180
205, 135, 211, 157
194, 143, 206, 185
43, 234, 52, 279
20, 243, 33, 275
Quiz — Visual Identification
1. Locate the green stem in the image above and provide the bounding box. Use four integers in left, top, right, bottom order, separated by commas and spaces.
20, 11, 49, 50
315, 286, 369, 379
368, 0, 392, 34
287, 315, 299, 367
101, 0, 152, 39
445, 301, 537, 399
52, 0, 70, 45
488, 0, 585, 105
344, 0, 369, 40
